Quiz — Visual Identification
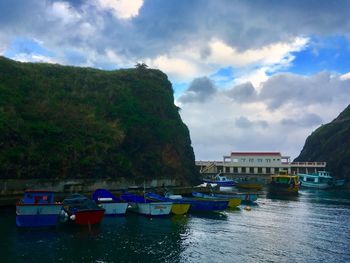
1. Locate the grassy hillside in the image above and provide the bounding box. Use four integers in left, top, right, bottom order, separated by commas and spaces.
294, 104, 350, 178
0, 56, 199, 184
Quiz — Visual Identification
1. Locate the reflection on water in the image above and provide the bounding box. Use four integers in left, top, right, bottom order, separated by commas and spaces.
1, 189, 350, 263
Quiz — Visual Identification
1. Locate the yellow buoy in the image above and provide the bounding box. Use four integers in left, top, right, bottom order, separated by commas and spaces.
244, 206, 252, 211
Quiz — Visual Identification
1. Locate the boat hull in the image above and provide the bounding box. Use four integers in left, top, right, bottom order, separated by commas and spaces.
214, 193, 258, 203
128, 202, 172, 216
235, 183, 263, 190
227, 198, 241, 208
73, 210, 105, 225
300, 182, 332, 189
187, 199, 228, 212
98, 203, 128, 215
171, 203, 191, 215
203, 179, 235, 186
268, 184, 300, 195
16, 204, 62, 227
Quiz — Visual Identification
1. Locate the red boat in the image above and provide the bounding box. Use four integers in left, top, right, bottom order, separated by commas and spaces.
62, 194, 105, 225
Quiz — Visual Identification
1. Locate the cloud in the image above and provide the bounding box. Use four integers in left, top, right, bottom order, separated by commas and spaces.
178, 77, 216, 104
235, 116, 268, 129
225, 82, 257, 102
178, 71, 350, 160
95, 0, 144, 19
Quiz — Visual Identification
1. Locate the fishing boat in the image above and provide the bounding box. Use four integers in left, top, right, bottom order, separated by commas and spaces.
203, 173, 235, 186
269, 171, 300, 194
214, 192, 258, 203
234, 177, 264, 190
146, 192, 228, 212
298, 171, 345, 189
120, 192, 172, 216
16, 190, 62, 227
145, 193, 190, 215
192, 191, 241, 208
62, 194, 105, 225
92, 189, 128, 215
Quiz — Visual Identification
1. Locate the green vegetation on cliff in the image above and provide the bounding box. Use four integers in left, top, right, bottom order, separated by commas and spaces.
0, 56, 199, 184
295, 104, 350, 178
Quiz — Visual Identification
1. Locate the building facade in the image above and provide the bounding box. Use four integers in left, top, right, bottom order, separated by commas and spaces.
196, 152, 326, 176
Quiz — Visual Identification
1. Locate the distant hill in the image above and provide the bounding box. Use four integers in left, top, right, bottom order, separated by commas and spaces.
0, 56, 199, 184
294, 104, 350, 178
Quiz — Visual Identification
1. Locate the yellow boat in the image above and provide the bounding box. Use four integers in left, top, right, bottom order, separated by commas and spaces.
227, 198, 241, 208
269, 171, 300, 194
171, 203, 191, 215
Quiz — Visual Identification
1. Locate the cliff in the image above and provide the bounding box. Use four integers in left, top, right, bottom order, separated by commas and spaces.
294, 104, 350, 179
0, 56, 199, 184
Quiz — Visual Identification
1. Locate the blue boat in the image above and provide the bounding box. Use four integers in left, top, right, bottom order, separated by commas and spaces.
120, 192, 172, 216
202, 173, 236, 186
214, 192, 258, 203
16, 190, 62, 227
146, 192, 228, 212
92, 189, 128, 216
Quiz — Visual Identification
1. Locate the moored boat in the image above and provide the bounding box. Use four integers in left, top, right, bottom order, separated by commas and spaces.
203, 173, 235, 186
147, 192, 228, 212
120, 192, 172, 216
16, 190, 62, 227
234, 177, 264, 190
92, 189, 128, 215
145, 192, 190, 215
298, 171, 345, 189
62, 194, 105, 225
192, 191, 241, 208
269, 171, 300, 195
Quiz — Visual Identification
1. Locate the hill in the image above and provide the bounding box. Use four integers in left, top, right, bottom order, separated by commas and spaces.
0, 56, 199, 184
294, 104, 350, 178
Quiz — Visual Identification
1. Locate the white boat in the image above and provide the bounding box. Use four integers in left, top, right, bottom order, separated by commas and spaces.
120, 192, 172, 216
92, 189, 128, 215
298, 171, 344, 189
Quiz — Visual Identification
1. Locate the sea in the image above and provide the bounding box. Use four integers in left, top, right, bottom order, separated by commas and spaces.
1, 188, 349, 263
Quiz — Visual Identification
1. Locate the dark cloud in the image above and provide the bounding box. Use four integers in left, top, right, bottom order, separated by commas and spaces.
281, 113, 323, 127
235, 116, 268, 129
225, 82, 257, 102
259, 72, 350, 110
1, 0, 350, 64
178, 77, 216, 103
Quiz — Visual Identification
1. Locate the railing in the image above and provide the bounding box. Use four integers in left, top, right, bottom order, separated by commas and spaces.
290, 162, 326, 167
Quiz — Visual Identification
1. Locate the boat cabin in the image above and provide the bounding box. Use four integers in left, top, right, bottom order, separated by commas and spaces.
215, 174, 230, 182
22, 190, 55, 204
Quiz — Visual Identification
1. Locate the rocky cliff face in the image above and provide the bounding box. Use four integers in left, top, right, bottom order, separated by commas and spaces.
294, 104, 350, 178
0, 56, 199, 184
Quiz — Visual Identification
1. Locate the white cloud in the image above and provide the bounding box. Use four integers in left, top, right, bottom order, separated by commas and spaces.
340, 72, 350, 80
178, 72, 350, 161
96, 0, 144, 19
10, 53, 58, 64
47, 1, 82, 24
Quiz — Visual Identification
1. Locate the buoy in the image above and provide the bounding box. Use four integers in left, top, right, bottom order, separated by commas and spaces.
244, 206, 252, 211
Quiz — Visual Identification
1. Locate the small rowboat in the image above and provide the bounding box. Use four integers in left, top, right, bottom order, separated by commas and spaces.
92, 189, 128, 216
16, 190, 62, 227
192, 191, 241, 208
120, 192, 172, 217
62, 194, 105, 225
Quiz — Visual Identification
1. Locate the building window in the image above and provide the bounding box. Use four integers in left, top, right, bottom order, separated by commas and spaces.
257, 159, 262, 163
233, 167, 238, 173
249, 159, 254, 163
225, 167, 230, 173
242, 167, 246, 173
249, 167, 254, 173
266, 167, 271, 173
233, 158, 239, 163
241, 158, 246, 163
258, 167, 262, 173
266, 159, 271, 163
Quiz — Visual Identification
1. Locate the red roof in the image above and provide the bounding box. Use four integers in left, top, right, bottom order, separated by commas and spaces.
231, 152, 281, 156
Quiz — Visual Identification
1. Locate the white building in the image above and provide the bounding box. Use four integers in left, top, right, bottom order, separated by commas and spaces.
196, 152, 326, 176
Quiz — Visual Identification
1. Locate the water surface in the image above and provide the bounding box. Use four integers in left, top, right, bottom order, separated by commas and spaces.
1, 189, 349, 263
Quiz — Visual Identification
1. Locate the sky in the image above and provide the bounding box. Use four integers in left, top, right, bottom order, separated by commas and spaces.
1, 0, 350, 161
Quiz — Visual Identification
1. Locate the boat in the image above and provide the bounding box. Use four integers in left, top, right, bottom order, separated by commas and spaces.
203, 173, 236, 186
145, 192, 190, 215
92, 189, 128, 215
146, 192, 228, 212
62, 193, 105, 225
120, 192, 172, 216
192, 191, 241, 208
269, 171, 300, 194
234, 177, 264, 190
298, 171, 345, 189
16, 190, 62, 227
